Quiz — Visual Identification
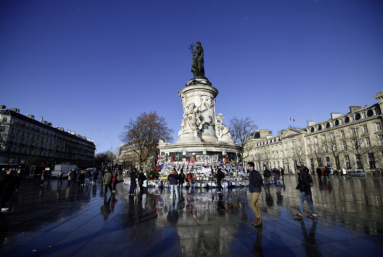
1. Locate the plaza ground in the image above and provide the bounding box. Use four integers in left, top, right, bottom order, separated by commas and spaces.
0, 175, 382, 256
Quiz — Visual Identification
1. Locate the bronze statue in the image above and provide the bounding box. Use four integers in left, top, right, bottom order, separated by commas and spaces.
190, 42, 205, 78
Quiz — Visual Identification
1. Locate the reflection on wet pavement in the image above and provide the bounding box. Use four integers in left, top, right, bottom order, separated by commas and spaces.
0, 175, 382, 256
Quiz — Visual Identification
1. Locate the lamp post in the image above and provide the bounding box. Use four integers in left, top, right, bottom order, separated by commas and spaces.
292, 140, 297, 173
355, 127, 367, 178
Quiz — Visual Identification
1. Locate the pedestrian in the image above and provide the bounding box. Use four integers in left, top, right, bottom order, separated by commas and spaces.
168, 168, 179, 199
187, 170, 193, 194
92, 170, 99, 185
280, 167, 284, 179
316, 167, 321, 182
69, 169, 77, 187
57, 170, 64, 186
293, 166, 317, 219
0, 167, 15, 212
248, 162, 263, 227
138, 169, 145, 193
321, 167, 326, 180
216, 167, 225, 193
275, 169, 283, 187
84, 169, 91, 187
129, 169, 137, 196
263, 167, 271, 187
40, 169, 47, 187
325, 166, 330, 179
178, 169, 185, 189
112, 171, 119, 193
77, 171, 85, 188
15, 168, 23, 192
103, 169, 113, 195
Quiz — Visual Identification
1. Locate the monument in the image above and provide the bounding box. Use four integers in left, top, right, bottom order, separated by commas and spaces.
158, 42, 241, 165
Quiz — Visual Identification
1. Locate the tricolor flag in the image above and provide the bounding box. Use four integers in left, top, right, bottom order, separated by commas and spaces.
289, 118, 295, 122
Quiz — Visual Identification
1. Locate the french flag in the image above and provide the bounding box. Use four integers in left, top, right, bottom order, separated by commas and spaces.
289, 118, 295, 122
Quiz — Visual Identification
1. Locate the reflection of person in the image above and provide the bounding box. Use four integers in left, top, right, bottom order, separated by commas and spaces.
40, 170, 45, 187
15, 168, 23, 192
253, 227, 263, 256
248, 162, 263, 227
296, 219, 321, 256
101, 194, 112, 220
294, 166, 317, 219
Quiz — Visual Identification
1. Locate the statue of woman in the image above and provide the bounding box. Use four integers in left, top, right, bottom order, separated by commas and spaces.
191, 42, 205, 78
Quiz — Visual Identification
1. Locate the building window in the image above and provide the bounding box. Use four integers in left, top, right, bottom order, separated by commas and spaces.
0, 126, 5, 132
345, 155, 351, 169
324, 145, 328, 152
326, 157, 330, 166
308, 138, 311, 144
333, 144, 337, 151
362, 113, 366, 119
314, 137, 318, 143
331, 133, 335, 140
365, 137, 370, 147
299, 140, 301, 146
368, 153, 376, 169
376, 123, 382, 131
351, 128, 356, 136
316, 146, 319, 153
341, 131, 345, 138
363, 125, 368, 133
323, 135, 326, 141
331, 122, 334, 127
350, 116, 354, 122
2, 118, 7, 122
318, 158, 323, 167
343, 141, 347, 150
379, 135, 383, 145
376, 108, 381, 115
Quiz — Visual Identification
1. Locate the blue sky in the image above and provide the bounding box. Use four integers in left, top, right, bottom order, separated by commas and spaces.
1, 0, 382, 154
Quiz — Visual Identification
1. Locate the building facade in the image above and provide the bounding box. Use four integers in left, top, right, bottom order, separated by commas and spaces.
0, 106, 96, 171
245, 91, 383, 174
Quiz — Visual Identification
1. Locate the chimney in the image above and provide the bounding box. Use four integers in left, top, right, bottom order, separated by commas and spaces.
27, 114, 35, 119
40, 116, 43, 122
307, 121, 315, 126
0, 105, 6, 110
330, 113, 341, 119
10, 108, 20, 113
48, 122, 52, 127
349, 106, 361, 113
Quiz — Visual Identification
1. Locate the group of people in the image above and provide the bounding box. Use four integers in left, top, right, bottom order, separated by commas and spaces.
262, 167, 284, 187
316, 166, 331, 181
65, 169, 98, 188
247, 162, 317, 228
0, 167, 23, 211
126, 168, 148, 196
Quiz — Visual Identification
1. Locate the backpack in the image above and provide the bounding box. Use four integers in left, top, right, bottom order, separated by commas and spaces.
301, 172, 313, 187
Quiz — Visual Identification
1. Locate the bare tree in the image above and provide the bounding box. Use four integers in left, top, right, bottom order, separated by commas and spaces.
320, 132, 342, 171
229, 117, 258, 164
120, 111, 173, 170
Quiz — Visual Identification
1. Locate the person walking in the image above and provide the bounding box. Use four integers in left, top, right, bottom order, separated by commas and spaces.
280, 167, 284, 179
84, 169, 91, 187
248, 162, 263, 227
263, 167, 271, 187
275, 169, 282, 187
138, 169, 145, 193
293, 166, 317, 219
92, 170, 99, 185
40, 169, 45, 187
168, 168, 179, 199
15, 168, 23, 192
316, 167, 321, 182
178, 169, 185, 190
69, 169, 77, 187
112, 171, 119, 193
67, 169, 72, 186
217, 167, 225, 193
57, 171, 64, 186
77, 171, 85, 188
103, 169, 113, 195
129, 169, 137, 196
0, 167, 15, 212
187, 170, 193, 194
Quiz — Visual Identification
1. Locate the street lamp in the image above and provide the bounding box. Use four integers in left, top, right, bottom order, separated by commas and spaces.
355, 126, 367, 178
292, 140, 297, 173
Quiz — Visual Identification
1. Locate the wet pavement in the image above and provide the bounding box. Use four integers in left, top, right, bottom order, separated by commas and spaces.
0, 175, 383, 257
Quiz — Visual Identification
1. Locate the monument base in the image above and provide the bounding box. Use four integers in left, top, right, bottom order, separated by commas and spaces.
176, 131, 202, 144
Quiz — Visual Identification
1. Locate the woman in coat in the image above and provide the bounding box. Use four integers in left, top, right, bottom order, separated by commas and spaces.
137, 169, 145, 193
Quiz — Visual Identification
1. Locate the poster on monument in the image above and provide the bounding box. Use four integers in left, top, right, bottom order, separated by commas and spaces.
196, 155, 219, 163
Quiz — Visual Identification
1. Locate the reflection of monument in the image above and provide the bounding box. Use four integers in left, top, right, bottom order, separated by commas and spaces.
159, 42, 241, 163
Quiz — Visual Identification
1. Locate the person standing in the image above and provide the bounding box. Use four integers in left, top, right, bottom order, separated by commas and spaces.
138, 169, 145, 193
216, 167, 225, 193
168, 168, 179, 199
103, 169, 113, 195
248, 162, 263, 227
280, 167, 284, 179
84, 169, 91, 187
57, 171, 64, 186
77, 171, 85, 188
275, 169, 282, 187
316, 167, 321, 182
294, 166, 317, 219
129, 169, 137, 196
0, 167, 15, 212
112, 171, 119, 193
187, 170, 193, 194
15, 168, 23, 192
178, 169, 185, 190
40, 169, 45, 187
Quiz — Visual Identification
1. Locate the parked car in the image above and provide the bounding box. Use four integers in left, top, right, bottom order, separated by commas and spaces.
349, 170, 365, 177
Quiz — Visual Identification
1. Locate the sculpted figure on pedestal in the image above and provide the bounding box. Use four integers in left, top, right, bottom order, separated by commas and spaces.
190, 42, 205, 79
215, 113, 234, 143
178, 96, 203, 136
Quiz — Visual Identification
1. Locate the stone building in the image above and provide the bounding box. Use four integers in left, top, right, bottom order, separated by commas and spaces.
245, 91, 383, 174
0, 106, 96, 171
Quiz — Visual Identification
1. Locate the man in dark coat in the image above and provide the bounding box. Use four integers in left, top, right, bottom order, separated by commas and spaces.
248, 162, 263, 227
69, 169, 77, 187
15, 167, 23, 192
137, 169, 145, 193
0, 167, 15, 211
294, 166, 317, 219
316, 167, 322, 182
168, 168, 179, 199
216, 167, 225, 193
129, 169, 137, 196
